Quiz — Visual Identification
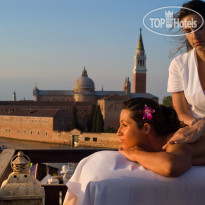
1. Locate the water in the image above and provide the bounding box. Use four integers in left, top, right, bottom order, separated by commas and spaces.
0, 136, 73, 149
0, 136, 105, 150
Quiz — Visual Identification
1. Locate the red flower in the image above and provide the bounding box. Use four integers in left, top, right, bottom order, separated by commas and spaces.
139, 104, 155, 120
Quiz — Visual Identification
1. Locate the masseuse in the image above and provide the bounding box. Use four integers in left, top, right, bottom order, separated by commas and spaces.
166, 0, 205, 145
167, 0, 205, 122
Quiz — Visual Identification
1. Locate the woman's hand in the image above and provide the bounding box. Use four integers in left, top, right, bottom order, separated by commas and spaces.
118, 146, 143, 162
163, 118, 205, 149
162, 125, 202, 150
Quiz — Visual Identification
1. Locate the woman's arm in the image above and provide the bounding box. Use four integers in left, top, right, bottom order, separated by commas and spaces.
172, 92, 195, 126
119, 144, 192, 177
163, 92, 205, 147
63, 191, 78, 205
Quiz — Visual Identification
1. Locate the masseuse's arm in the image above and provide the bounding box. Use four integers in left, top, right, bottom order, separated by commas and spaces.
172, 92, 195, 126
119, 144, 192, 177
163, 118, 205, 149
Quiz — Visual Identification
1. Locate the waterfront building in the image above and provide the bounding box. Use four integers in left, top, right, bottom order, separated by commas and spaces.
0, 109, 70, 143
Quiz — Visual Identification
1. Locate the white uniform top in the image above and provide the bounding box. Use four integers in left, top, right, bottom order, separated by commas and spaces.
167, 48, 205, 118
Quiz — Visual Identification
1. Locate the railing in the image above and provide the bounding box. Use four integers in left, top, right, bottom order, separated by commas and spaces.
42, 184, 68, 205
0, 148, 116, 205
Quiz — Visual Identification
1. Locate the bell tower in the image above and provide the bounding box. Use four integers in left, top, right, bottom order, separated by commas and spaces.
33, 83, 39, 102
133, 28, 147, 93
123, 77, 131, 96
12, 91, 16, 102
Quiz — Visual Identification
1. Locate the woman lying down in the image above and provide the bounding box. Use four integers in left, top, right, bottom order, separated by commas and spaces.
63, 97, 205, 205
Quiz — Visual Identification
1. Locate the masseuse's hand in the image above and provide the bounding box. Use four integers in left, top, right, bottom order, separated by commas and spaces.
162, 126, 201, 150
118, 146, 143, 162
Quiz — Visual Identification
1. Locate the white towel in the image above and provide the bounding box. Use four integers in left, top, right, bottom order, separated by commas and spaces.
64, 151, 205, 205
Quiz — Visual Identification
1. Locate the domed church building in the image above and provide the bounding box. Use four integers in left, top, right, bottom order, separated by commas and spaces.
33, 67, 141, 103
73, 67, 96, 102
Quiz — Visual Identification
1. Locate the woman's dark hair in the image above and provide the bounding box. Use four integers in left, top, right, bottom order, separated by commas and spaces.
122, 97, 183, 136
170, 0, 205, 57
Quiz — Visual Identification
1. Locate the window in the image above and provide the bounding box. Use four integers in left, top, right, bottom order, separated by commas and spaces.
39, 120, 41, 124
93, 138, 97, 142
30, 131, 32, 135
85, 137, 90, 141
18, 130, 20, 133
45, 131, 48, 136
37, 131, 40, 135
24, 130, 26, 134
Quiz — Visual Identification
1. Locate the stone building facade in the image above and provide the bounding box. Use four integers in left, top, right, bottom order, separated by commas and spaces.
0, 110, 120, 148
98, 94, 129, 131
0, 101, 95, 130
0, 109, 70, 143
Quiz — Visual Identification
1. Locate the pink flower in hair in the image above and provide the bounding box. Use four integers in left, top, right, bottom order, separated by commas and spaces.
139, 104, 155, 120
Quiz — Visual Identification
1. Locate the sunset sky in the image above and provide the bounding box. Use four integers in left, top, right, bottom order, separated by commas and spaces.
0, 0, 188, 102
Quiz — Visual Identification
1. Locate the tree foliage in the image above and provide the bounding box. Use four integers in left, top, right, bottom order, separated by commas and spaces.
87, 105, 96, 132
95, 106, 104, 132
162, 96, 172, 107
70, 106, 79, 130
87, 105, 104, 132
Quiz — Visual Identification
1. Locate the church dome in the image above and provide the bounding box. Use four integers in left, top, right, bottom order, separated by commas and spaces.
74, 67, 95, 93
